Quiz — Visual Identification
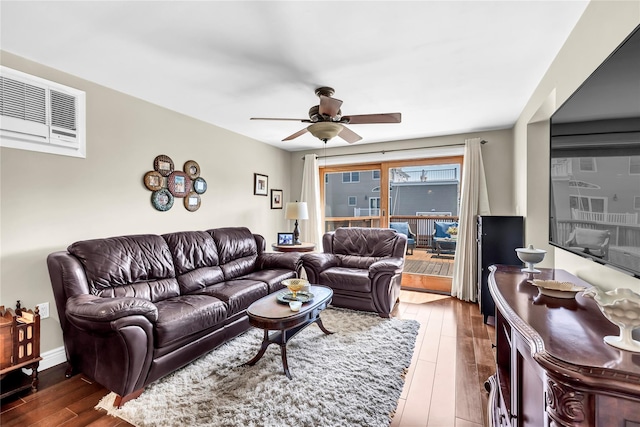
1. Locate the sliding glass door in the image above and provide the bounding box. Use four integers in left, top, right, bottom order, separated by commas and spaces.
320, 156, 463, 293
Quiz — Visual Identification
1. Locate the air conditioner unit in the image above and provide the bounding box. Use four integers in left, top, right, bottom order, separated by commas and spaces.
0, 66, 86, 158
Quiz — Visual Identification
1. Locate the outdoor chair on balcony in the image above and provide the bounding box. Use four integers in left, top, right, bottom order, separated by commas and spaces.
389, 222, 416, 255
432, 221, 458, 257
565, 227, 610, 259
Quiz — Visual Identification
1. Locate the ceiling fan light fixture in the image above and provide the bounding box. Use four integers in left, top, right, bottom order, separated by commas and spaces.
307, 122, 343, 141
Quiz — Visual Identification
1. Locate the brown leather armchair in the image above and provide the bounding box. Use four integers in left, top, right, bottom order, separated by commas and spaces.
301, 227, 407, 317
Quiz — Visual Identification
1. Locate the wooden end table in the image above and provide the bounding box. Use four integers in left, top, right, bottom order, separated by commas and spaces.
271, 242, 316, 252
244, 285, 333, 379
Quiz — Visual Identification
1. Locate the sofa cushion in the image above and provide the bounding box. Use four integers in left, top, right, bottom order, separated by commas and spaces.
68, 234, 178, 302
154, 294, 227, 348
208, 227, 258, 279
320, 267, 371, 293
199, 279, 268, 317
336, 254, 382, 270
163, 231, 224, 294
163, 231, 220, 275
242, 269, 297, 293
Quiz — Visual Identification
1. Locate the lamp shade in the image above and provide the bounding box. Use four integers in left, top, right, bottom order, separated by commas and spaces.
285, 202, 309, 220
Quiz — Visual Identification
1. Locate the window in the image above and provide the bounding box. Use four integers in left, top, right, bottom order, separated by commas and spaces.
372, 170, 380, 180
570, 195, 606, 213
635, 196, 640, 210
630, 156, 640, 175
348, 196, 357, 206
342, 172, 360, 183
325, 173, 328, 183
579, 157, 596, 172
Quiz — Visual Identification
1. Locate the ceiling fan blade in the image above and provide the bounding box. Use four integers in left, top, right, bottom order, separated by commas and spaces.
338, 126, 362, 144
251, 117, 311, 122
283, 128, 309, 141
342, 112, 402, 124
319, 95, 343, 117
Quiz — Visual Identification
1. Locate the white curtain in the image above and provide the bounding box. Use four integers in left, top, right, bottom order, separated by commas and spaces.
299, 154, 323, 250
451, 138, 491, 301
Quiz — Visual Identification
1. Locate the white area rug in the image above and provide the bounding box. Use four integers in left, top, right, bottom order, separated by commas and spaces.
96, 307, 419, 427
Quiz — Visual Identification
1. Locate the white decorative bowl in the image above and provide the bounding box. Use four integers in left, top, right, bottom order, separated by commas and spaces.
583, 287, 640, 352
515, 245, 547, 273
528, 280, 586, 299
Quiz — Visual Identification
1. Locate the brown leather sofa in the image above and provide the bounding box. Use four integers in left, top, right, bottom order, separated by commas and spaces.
300, 227, 407, 317
47, 227, 300, 406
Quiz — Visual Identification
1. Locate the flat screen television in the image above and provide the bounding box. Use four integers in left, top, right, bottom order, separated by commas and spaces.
549, 24, 640, 278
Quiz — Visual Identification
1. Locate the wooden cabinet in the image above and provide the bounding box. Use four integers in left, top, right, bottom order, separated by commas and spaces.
0, 303, 42, 399
477, 216, 523, 323
486, 265, 640, 427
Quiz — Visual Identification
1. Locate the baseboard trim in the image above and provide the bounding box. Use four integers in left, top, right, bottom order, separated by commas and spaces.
39, 346, 67, 371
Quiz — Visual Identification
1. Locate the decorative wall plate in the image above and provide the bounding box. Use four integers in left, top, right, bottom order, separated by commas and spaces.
151, 189, 174, 211
143, 170, 164, 191
193, 177, 207, 194
167, 171, 192, 197
184, 160, 200, 179
184, 191, 201, 212
153, 155, 174, 177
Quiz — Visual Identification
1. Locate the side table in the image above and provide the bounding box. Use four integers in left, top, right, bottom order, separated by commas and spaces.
272, 242, 316, 253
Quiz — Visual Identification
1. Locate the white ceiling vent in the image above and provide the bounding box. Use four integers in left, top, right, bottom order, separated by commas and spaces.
0, 66, 86, 158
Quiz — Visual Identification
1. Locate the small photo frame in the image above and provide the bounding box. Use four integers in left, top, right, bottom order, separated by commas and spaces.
153, 154, 174, 177
254, 173, 268, 196
183, 160, 200, 179
277, 232, 294, 246
151, 189, 174, 212
167, 171, 192, 198
184, 191, 201, 212
271, 189, 283, 209
143, 170, 164, 191
193, 177, 207, 194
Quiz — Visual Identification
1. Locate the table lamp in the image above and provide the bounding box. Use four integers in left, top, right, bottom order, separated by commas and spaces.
285, 201, 309, 245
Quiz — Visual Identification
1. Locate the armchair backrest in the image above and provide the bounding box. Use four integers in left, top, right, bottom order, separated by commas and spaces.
569, 228, 611, 247
389, 222, 412, 238
323, 227, 407, 268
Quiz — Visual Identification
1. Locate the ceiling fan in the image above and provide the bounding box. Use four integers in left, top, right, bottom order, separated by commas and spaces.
251, 87, 401, 143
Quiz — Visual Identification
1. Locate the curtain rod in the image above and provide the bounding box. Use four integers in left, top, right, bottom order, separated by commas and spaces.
303, 140, 487, 160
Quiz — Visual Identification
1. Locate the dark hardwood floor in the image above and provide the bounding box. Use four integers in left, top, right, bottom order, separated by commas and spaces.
1, 292, 495, 427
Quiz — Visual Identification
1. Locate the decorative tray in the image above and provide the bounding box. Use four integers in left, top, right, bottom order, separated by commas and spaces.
528, 280, 586, 299
276, 290, 314, 304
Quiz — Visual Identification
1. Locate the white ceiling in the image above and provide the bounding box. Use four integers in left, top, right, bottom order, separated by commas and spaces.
1, 1, 589, 152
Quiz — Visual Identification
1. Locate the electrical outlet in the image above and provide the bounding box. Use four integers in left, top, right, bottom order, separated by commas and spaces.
36, 302, 49, 319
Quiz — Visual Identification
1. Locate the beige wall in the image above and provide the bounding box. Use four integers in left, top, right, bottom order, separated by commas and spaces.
514, 0, 640, 291
289, 128, 516, 217
0, 52, 293, 353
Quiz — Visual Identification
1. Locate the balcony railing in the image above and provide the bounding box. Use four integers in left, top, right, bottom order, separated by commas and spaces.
571, 208, 638, 225
555, 220, 640, 248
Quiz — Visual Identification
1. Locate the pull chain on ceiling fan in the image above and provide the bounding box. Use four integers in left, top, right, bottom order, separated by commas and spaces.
251, 87, 401, 144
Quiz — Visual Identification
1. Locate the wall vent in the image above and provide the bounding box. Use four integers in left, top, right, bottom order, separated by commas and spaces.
0, 66, 86, 158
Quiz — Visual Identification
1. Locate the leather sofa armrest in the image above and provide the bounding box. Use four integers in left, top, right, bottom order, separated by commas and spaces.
369, 257, 405, 277
66, 294, 158, 326
301, 253, 340, 272
256, 252, 301, 271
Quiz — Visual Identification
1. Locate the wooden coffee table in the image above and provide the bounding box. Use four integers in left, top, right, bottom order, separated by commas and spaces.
244, 285, 333, 379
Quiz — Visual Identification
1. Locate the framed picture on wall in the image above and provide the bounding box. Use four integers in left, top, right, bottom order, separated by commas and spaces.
254, 173, 268, 196
271, 189, 283, 209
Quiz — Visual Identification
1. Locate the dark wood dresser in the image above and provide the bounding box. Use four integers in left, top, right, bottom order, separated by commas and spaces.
486, 265, 640, 427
